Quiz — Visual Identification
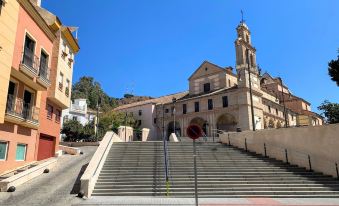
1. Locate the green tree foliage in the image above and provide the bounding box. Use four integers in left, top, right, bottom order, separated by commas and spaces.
71, 76, 117, 111
61, 120, 84, 142
328, 51, 339, 86
98, 111, 136, 138
318, 100, 339, 124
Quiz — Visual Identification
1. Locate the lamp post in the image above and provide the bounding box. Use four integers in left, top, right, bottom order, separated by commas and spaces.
172, 97, 177, 136
124, 112, 128, 142
278, 77, 288, 128
162, 103, 170, 196
246, 48, 256, 131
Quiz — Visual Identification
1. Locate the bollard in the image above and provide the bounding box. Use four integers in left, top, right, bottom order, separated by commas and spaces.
308, 155, 312, 171
285, 149, 289, 164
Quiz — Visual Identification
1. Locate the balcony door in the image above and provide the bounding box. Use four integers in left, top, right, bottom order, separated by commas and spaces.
6, 81, 17, 112
23, 35, 35, 67
23, 90, 34, 119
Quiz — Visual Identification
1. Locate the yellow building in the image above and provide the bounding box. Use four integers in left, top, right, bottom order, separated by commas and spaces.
0, 0, 20, 123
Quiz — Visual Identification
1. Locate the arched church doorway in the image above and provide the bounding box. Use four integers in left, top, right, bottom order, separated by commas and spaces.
190, 117, 208, 135
216, 113, 237, 132
167, 121, 181, 138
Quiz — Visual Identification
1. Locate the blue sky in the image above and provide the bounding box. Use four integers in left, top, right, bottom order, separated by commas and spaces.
42, 0, 339, 112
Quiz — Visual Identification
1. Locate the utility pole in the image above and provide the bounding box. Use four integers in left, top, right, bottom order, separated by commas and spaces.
246, 48, 256, 131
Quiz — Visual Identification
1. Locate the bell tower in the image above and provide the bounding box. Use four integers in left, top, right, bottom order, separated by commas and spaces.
235, 18, 259, 88
234, 14, 264, 132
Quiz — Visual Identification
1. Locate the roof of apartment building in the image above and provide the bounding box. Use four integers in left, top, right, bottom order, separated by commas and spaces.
114, 91, 189, 111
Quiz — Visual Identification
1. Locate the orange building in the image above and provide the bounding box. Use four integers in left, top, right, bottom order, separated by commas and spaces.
0, 0, 79, 173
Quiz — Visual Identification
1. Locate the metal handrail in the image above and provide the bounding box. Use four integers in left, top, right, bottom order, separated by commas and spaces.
229, 136, 339, 179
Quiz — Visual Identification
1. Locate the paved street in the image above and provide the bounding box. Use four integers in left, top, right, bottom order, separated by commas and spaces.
0, 146, 97, 206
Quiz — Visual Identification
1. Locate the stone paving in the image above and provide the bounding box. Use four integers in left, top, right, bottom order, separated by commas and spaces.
0, 146, 97, 206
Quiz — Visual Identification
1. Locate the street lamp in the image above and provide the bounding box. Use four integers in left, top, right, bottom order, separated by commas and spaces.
172, 97, 177, 137
246, 48, 256, 131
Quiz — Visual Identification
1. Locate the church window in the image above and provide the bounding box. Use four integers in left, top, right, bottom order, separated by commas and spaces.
250, 54, 254, 67
183, 104, 187, 114
268, 106, 271, 113
203, 83, 210, 93
276, 108, 278, 115
222, 96, 228, 108
228, 79, 231, 87
208, 99, 213, 110
246, 34, 249, 42
194, 102, 199, 112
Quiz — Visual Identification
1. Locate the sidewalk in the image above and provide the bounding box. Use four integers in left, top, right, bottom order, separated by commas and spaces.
74, 197, 339, 206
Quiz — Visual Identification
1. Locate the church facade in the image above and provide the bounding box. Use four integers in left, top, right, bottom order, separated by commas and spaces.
115, 21, 322, 140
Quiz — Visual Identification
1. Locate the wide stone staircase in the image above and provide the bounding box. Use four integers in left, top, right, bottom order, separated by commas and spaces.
92, 141, 339, 197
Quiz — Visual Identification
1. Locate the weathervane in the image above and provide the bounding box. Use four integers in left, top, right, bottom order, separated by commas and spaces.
241, 10, 245, 23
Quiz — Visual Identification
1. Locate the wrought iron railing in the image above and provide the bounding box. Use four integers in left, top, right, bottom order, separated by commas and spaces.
6, 95, 39, 123
39, 63, 51, 83
21, 49, 39, 75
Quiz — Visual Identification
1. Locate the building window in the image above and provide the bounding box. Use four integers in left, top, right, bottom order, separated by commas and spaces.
208, 99, 213, 110
183, 104, 187, 114
222, 96, 228, 108
39, 50, 49, 80
194, 102, 199, 112
23, 35, 36, 69
165, 108, 169, 113
73, 116, 77, 121
276, 108, 278, 115
153, 118, 157, 124
0, 0, 4, 15
203, 83, 210, 93
65, 79, 70, 97
47, 104, 53, 119
228, 79, 231, 87
138, 110, 142, 116
58, 72, 64, 91
268, 106, 271, 113
55, 109, 61, 123
0, 141, 8, 160
292, 115, 294, 120
16, 144, 27, 161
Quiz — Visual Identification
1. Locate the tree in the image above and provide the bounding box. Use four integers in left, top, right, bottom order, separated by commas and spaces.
318, 100, 339, 124
61, 120, 83, 142
71, 76, 117, 111
328, 51, 339, 86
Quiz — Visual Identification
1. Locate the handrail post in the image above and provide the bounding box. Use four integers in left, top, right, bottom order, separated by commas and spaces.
228, 133, 231, 146
308, 155, 312, 171
336, 163, 339, 180
245, 138, 247, 152
285, 149, 289, 164
264, 143, 267, 157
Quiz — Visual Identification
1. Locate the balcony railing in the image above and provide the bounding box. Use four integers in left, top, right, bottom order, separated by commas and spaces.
38, 63, 51, 85
71, 104, 86, 112
21, 49, 39, 76
5, 95, 39, 124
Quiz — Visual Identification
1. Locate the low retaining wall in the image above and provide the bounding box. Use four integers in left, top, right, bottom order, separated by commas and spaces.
80, 131, 123, 198
59, 145, 81, 155
0, 157, 57, 192
220, 124, 339, 178
60, 142, 99, 147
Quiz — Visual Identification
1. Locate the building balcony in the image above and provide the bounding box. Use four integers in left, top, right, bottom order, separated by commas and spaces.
70, 104, 86, 114
19, 50, 39, 78
37, 64, 51, 88
5, 95, 39, 129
